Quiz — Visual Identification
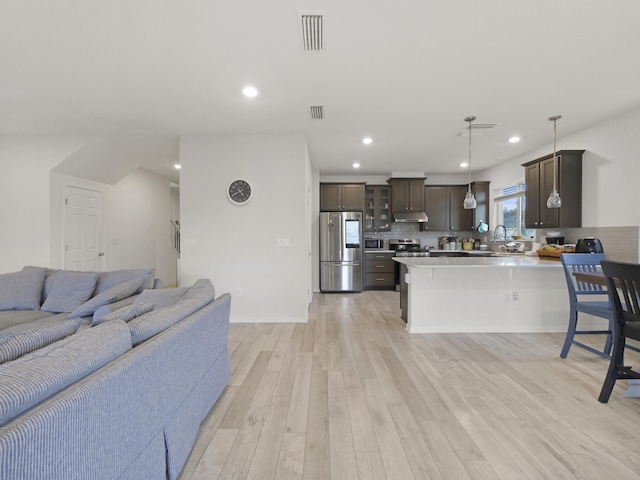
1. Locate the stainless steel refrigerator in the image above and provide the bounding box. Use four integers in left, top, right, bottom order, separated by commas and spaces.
320, 211, 363, 292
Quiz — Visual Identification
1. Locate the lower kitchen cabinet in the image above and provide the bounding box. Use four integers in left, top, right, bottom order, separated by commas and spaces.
365, 252, 395, 290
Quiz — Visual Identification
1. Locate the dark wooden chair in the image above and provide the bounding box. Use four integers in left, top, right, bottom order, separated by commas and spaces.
559, 253, 613, 359
598, 260, 640, 403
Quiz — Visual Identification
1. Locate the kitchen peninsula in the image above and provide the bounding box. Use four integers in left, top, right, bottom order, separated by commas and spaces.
395, 256, 600, 334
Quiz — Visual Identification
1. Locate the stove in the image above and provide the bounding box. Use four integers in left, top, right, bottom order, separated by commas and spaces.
395, 250, 430, 257
389, 239, 430, 257
388, 239, 430, 290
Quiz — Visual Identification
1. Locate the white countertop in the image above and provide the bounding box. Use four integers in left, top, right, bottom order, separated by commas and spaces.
364, 249, 395, 254
393, 256, 561, 268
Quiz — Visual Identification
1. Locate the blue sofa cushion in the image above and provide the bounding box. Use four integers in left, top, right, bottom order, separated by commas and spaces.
129, 279, 215, 346
70, 277, 146, 319
0, 317, 82, 364
0, 310, 55, 332
41, 271, 99, 313
0, 321, 132, 427
133, 287, 188, 310
92, 302, 154, 327
94, 269, 155, 295
0, 268, 46, 310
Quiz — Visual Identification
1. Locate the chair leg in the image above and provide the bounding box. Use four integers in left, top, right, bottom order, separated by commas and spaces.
598, 330, 625, 403
560, 307, 578, 358
603, 316, 614, 356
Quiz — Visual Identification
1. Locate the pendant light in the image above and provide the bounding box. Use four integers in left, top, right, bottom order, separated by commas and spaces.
463, 115, 477, 209
546, 115, 562, 208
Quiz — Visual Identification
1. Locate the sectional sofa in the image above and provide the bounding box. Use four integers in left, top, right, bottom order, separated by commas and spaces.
0, 266, 231, 480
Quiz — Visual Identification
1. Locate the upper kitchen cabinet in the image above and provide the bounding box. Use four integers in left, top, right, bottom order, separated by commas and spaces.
388, 178, 425, 213
423, 185, 468, 231
522, 150, 583, 229
320, 183, 365, 211
470, 181, 490, 232
364, 185, 391, 232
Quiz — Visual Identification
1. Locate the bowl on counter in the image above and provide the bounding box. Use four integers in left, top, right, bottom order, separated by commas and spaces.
479, 244, 488, 251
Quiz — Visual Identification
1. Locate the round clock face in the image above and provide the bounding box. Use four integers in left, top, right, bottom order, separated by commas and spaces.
227, 179, 252, 205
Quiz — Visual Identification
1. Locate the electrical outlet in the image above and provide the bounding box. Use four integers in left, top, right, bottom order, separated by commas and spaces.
278, 238, 290, 248
236, 287, 243, 297
512, 291, 519, 301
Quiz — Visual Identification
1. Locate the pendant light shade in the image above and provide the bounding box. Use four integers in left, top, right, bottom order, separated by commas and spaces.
546, 115, 562, 209
463, 116, 477, 209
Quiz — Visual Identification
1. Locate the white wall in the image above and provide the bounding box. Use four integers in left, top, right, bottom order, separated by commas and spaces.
50, 170, 177, 284
0, 136, 84, 273
0, 135, 177, 282
484, 106, 640, 230
179, 134, 311, 323
106, 169, 176, 282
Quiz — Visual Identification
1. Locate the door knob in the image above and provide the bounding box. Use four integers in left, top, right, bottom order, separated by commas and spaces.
98, 252, 105, 256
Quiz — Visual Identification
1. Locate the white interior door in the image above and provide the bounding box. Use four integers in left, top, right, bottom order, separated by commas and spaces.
63, 186, 104, 271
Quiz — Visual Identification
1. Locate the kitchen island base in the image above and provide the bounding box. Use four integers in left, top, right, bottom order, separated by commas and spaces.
396, 256, 608, 334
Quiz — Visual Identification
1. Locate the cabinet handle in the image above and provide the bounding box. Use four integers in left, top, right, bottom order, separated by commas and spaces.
376, 277, 385, 281
375, 265, 385, 268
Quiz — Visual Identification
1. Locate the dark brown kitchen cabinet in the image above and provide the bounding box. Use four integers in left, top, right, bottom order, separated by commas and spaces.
423, 185, 469, 231
522, 150, 583, 229
365, 251, 395, 290
388, 178, 425, 212
320, 183, 365, 211
469, 181, 490, 232
364, 185, 391, 232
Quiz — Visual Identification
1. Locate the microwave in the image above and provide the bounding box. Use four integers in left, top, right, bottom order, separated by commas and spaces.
365, 238, 385, 249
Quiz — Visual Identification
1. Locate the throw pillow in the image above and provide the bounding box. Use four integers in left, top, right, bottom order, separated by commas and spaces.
92, 302, 154, 327
0, 267, 46, 310
94, 269, 155, 295
129, 279, 215, 346
133, 287, 188, 310
40, 271, 99, 313
0, 318, 82, 364
69, 277, 146, 318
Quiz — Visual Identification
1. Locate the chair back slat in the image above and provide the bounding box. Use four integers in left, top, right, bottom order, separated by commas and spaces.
561, 253, 608, 297
601, 261, 640, 323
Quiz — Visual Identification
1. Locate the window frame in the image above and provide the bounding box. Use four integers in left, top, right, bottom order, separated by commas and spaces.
493, 182, 532, 240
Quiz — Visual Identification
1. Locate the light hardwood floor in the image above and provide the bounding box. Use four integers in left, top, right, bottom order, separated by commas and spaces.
179, 290, 640, 480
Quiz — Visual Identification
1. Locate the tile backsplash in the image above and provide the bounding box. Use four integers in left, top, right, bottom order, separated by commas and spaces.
564, 226, 639, 263
367, 223, 639, 262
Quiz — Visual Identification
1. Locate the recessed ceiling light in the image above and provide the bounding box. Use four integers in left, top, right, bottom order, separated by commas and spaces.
460, 162, 468, 168
362, 137, 372, 145
173, 163, 181, 170
509, 136, 521, 143
353, 163, 360, 168
242, 86, 258, 98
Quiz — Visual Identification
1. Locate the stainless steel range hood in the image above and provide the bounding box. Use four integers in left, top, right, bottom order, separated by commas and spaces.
392, 211, 428, 223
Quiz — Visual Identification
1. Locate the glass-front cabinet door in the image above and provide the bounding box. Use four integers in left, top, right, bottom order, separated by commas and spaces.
364, 186, 391, 232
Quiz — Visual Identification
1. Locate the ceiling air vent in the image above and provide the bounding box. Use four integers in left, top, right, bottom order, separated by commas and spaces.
457, 123, 499, 137
310, 105, 324, 120
299, 12, 325, 52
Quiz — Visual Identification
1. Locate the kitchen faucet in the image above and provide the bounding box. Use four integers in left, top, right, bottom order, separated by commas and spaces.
494, 225, 506, 241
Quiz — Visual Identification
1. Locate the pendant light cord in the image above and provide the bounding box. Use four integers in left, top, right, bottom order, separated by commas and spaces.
465, 116, 475, 193
552, 117, 558, 191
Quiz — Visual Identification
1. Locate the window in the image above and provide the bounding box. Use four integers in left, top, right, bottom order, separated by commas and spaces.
494, 183, 533, 239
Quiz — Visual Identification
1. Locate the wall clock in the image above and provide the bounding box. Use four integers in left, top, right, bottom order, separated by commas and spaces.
227, 179, 252, 205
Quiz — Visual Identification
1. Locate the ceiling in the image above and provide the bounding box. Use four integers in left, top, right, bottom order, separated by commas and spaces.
2, 0, 640, 185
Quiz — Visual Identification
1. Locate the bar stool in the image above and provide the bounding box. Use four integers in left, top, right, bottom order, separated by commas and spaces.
598, 260, 640, 402
559, 253, 613, 359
